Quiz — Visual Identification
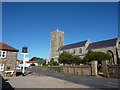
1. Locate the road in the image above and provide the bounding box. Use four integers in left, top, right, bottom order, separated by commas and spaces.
27, 68, 119, 89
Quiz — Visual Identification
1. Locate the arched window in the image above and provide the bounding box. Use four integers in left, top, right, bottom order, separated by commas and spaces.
79, 48, 82, 53
73, 49, 75, 54
107, 50, 114, 64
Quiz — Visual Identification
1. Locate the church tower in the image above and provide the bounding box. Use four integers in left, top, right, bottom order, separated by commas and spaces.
49, 29, 64, 60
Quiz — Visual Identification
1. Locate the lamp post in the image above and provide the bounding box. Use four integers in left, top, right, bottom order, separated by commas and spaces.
21, 47, 29, 76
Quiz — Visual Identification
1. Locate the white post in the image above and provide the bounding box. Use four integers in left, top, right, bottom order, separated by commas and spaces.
22, 53, 25, 74
21, 53, 29, 74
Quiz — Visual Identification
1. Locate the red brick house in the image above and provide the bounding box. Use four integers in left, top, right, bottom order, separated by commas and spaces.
0, 42, 19, 76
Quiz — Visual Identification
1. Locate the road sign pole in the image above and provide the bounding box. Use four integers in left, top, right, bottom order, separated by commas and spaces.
21, 53, 28, 75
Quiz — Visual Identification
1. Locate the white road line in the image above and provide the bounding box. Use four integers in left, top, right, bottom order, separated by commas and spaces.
107, 82, 118, 85
71, 76, 92, 80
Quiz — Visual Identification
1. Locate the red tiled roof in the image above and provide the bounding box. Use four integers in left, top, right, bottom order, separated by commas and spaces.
16, 59, 22, 62
0, 42, 19, 52
20, 61, 37, 64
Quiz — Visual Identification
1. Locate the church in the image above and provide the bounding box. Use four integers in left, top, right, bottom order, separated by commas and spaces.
49, 29, 120, 64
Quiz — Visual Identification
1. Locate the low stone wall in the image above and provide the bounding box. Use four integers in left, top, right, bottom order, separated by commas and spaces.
31, 65, 92, 76
108, 65, 120, 79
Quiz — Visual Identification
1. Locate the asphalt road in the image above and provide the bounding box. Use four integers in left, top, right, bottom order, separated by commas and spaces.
26, 68, 119, 89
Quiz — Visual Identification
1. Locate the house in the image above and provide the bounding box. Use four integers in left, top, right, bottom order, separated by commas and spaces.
18, 60, 38, 67
0, 42, 19, 76
25, 61, 38, 67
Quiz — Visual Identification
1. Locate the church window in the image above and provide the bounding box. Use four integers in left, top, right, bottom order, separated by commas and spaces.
0, 51, 6, 58
73, 49, 75, 54
79, 48, 82, 53
60, 36, 62, 41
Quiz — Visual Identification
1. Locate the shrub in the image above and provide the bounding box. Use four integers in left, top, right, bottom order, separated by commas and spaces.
30, 63, 36, 66
42, 60, 46, 66
58, 51, 82, 65
49, 58, 59, 66
83, 51, 112, 64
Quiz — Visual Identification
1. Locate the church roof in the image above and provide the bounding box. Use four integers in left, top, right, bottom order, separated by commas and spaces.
0, 42, 19, 52
58, 40, 87, 51
87, 38, 117, 50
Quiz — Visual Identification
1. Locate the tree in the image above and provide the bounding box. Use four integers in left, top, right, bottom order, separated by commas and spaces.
58, 51, 82, 65
30, 63, 36, 66
58, 51, 73, 65
73, 56, 83, 65
49, 58, 59, 66
30, 57, 44, 61
83, 51, 112, 64
50, 58, 55, 64
42, 60, 46, 66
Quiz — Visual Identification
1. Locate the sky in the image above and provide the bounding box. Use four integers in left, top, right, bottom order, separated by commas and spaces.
2, 2, 118, 60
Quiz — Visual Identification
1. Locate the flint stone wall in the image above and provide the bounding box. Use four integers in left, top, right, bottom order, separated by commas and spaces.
0, 51, 17, 76
108, 65, 120, 79
31, 65, 91, 76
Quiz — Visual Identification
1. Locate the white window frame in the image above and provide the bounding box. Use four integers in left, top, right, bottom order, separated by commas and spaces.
0, 51, 7, 58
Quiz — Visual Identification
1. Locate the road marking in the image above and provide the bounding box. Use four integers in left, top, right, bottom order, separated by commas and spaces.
71, 76, 92, 80
107, 82, 118, 85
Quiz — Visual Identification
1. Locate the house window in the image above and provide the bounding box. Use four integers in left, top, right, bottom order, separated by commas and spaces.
79, 48, 82, 53
0, 64, 4, 71
0, 51, 6, 58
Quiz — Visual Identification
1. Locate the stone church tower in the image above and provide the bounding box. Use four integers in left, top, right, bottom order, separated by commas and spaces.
49, 29, 64, 60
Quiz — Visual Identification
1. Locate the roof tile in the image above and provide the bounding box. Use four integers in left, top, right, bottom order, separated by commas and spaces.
58, 40, 87, 51
0, 42, 19, 52
87, 38, 117, 50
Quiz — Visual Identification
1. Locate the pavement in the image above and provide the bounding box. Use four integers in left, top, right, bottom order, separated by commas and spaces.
2, 68, 119, 89
3, 71, 91, 88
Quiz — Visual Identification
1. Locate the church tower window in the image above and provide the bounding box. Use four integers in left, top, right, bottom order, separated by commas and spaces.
60, 36, 62, 41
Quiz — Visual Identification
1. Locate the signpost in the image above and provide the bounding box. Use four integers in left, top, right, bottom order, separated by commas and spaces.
21, 47, 29, 76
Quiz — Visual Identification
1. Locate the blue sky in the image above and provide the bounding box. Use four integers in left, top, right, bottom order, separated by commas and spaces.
2, 2, 118, 60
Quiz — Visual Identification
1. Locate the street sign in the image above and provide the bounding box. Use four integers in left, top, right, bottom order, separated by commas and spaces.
22, 47, 28, 53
